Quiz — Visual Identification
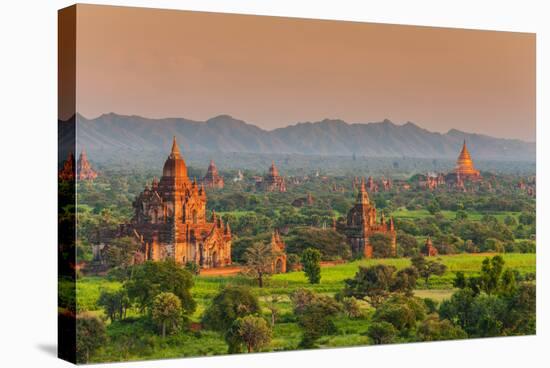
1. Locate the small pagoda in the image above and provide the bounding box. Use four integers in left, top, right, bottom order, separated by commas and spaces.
203, 160, 224, 189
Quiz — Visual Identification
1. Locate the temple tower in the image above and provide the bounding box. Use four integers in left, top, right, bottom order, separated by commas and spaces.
455, 140, 480, 178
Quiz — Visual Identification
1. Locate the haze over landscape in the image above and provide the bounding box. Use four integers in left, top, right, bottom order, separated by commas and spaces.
67, 113, 535, 164
71, 5, 535, 142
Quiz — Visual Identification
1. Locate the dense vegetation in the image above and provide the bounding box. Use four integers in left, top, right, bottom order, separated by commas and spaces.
71, 253, 535, 363
68, 164, 536, 363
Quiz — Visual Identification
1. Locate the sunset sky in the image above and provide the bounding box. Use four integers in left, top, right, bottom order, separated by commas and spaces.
74, 4, 535, 141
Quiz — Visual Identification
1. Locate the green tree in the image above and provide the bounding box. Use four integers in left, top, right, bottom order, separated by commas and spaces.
518, 212, 535, 226
480, 255, 505, 295
503, 215, 517, 227
441, 282, 535, 338
291, 289, 341, 347
97, 289, 130, 321
468, 294, 507, 337
184, 261, 200, 275
301, 248, 322, 284
439, 288, 476, 331
391, 267, 419, 296
370, 233, 395, 258
225, 315, 272, 353
286, 227, 351, 260
341, 296, 363, 319
483, 238, 504, 253
504, 283, 536, 335
152, 292, 182, 338
427, 200, 441, 215
343, 264, 396, 307
243, 242, 275, 287
76, 314, 107, 364
455, 210, 468, 221
417, 314, 467, 341
499, 269, 518, 297
366, 321, 398, 345
373, 295, 426, 336
453, 271, 467, 289
411, 255, 446, 287
124, 260, 195, 314
202, 286, 260, 332
266, 295, 280, 327
104, 236, 140, 278
397, 232, 419, 257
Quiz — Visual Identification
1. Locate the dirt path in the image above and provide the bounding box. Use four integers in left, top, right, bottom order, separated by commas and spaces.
199, 260, 345, 277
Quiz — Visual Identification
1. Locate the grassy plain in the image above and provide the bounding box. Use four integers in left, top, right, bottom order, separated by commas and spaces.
76, 253, 535, 362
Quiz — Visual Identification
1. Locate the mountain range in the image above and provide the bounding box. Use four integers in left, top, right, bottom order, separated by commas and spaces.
66, 113, 535, 162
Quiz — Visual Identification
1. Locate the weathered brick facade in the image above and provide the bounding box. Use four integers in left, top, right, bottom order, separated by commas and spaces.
341, 178, 397, 258
202, 160, 224, 189
270, 230, 287, 274
256, 161, 286, 192
128, 137, 231, 268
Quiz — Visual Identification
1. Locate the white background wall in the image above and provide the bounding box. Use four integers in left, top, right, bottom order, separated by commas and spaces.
0, 0, 547, 367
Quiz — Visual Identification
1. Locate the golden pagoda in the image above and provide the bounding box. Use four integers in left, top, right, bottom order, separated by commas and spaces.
455, 140, 480, 178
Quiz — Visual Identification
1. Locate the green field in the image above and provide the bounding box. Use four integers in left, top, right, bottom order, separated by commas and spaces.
75, 253, 535, 362
391, 208, 521, 222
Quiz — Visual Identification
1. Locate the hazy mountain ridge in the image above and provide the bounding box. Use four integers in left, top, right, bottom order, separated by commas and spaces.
69, 113, 535, 161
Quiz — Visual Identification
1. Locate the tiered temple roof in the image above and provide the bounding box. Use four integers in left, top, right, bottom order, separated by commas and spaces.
127, 136, 232, 269
455, 140, 480, 178
203, 160, 224, 189
341, 178, 397, 258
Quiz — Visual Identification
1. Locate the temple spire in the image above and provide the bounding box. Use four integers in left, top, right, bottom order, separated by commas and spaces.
170, 136, 181, 157
357, 177, 369, 204
455, 139, 479, 178
459, 140, 470, 159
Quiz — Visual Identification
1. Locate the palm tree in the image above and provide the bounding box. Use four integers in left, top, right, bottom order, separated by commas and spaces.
244, 242, 275, 288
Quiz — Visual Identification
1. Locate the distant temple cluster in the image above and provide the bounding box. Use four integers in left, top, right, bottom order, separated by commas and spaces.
255, 161, 287, 192
338, 178, 397, 258
416, 140, 481, 191
352, 176, 392, 192
84, 137, 526, 273
59, 149, 98, 181
291, 193, 314, 208
517, 178, 536, 197
123, 137, 232, 268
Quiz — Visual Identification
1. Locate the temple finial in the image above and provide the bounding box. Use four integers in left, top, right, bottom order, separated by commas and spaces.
171, 136, 181, 156
357, 177, 369, 204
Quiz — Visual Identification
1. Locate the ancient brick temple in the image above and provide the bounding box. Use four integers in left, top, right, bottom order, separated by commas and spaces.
58, 149, 98, 181
77, 149, 98, 180
340, 178, 396, 258
256, 161, 287, 192
127, 137, 231, 268
421, 173, 446, 190
202, 160, 224, 189
422, 236, 438, 257
58, 152, 75, 181
366, 176, 378, 192
291, 193, 314, 208
270, 230, 287, 273
381, 178, 393, 191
